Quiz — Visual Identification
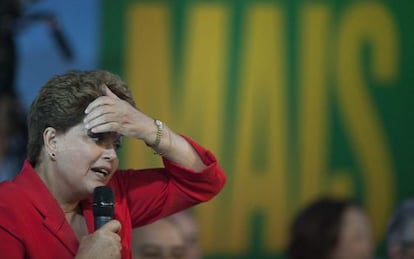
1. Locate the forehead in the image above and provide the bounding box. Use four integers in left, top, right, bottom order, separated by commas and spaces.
171, 213, 198, 236
61, 123, 88, 135
342, 207, 366, 223
339, 207, 371, 235
62, 123, 121, 139
134, 220, 185, 246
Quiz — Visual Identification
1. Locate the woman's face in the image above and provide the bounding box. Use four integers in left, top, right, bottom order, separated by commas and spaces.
330, 207, 374, 259
133, 219, 186, 259
52, 123, 120, 197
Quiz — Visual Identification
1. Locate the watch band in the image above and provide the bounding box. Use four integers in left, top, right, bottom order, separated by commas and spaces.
152, 119, 164, 148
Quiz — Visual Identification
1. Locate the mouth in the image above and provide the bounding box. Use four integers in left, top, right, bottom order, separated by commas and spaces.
91, 167, 111, 178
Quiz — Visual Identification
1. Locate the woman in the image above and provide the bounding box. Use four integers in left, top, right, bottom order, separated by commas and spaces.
0, 70, 226, 259
286, 197, 374, 259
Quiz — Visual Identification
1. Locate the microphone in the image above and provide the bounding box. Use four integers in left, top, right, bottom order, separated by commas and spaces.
92, 186, 114, 230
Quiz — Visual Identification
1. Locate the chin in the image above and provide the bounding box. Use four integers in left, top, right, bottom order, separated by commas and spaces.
87, 182, 106, 195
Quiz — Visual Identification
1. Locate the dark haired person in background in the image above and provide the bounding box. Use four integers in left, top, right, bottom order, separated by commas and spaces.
286, 197, 374, 259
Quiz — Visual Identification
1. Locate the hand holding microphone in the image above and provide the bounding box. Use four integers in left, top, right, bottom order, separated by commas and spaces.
75, 186, 121, 259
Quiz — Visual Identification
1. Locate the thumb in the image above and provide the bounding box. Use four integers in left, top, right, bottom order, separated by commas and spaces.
99, 219, 122, 233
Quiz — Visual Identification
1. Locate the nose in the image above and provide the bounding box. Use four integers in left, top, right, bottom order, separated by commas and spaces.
102, 147, 117, 161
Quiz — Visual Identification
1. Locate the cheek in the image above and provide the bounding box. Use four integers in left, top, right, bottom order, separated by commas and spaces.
332, 242, 349, 258
335, 231, 373, 258
60, 143, 101, 165
113, 158, 119, 168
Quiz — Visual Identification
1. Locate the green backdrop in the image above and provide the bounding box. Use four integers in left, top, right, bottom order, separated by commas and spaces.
101, 0, 414, 258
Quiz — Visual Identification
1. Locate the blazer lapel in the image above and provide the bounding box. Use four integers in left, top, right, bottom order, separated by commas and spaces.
15, 161, 80, 255
42, 211, 79, 255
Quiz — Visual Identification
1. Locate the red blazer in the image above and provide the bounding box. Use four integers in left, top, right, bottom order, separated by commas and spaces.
0, 137, 226, 259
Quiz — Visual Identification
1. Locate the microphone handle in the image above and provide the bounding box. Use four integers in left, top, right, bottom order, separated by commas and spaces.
94, 216, 112, 230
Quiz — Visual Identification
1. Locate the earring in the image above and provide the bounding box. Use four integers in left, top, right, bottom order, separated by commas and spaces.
50, 153, 56, 161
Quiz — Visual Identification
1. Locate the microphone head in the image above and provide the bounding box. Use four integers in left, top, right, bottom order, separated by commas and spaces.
92, 186, 114, 217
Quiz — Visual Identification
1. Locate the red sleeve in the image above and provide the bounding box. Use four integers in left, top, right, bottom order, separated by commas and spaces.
111, 136, 226, 227
0, 226, 25, 258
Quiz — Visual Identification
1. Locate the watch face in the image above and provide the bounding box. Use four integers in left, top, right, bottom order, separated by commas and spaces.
155, 119, 163, 127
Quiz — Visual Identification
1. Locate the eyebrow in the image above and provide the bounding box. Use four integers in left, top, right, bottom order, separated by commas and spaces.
171, 246, 186, 253
137, 244, 186, 251
139, 244, 159, 250
87, 130, 121, 139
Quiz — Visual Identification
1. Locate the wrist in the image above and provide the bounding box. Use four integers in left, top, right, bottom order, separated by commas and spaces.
151, 119, 164, 148
145, 119, 171, 156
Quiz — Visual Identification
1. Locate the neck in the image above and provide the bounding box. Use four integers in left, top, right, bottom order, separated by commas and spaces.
62, 203, 81, 214
35, 160, 82, 214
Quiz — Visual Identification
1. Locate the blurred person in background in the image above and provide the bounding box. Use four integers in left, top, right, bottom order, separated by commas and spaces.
0, 0, 28, 182
169, 210, 201, 259
386, 198, 414, 259
132, 217, 186, 259
286, 197, 374, 259
0, 92, 27, 182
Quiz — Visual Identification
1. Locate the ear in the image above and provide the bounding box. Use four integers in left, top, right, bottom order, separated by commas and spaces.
43, 127, 57, 157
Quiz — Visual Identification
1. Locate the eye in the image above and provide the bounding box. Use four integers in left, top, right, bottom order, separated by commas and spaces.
88, 130, 122, 150
172, 247, 186, 259
88, 131, 104, 143
140, 248, 161, 258
114, 137, 122, 150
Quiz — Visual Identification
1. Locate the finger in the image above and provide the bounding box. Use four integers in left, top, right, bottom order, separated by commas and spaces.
84, 96, 114, 114
89, 122, 120, 134
84, 105, 114, 125
104, 85, 120, 99
100, 219, 122, 233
